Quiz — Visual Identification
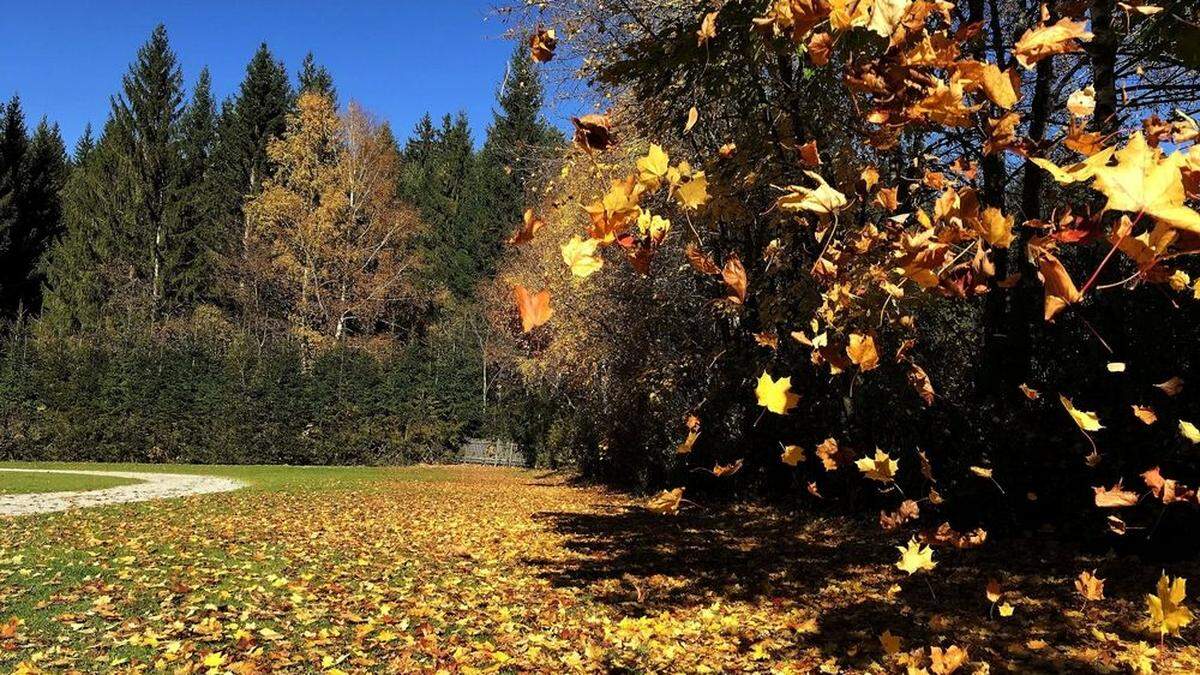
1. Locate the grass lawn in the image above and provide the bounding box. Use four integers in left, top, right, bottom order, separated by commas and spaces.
0, 470, 142, 495
2, 463, 1199, 673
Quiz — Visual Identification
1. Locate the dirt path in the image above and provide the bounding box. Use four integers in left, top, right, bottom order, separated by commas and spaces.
0, 468, 245, 517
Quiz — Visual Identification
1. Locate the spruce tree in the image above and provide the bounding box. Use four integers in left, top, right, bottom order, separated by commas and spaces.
42, 25, 188, 327
209, 44, 292, 269
297, 52, 337, 105
168, 68, 220, 306
110, 23, 185, 315
457, 43, 563, 289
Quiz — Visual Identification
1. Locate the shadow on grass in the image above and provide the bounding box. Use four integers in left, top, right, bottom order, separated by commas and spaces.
527, 501, 1200, 673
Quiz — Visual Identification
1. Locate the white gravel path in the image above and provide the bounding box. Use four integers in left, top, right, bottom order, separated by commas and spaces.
0, 468, 246, 517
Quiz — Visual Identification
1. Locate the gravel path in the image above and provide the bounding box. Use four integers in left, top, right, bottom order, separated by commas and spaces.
0, 468, 245, 517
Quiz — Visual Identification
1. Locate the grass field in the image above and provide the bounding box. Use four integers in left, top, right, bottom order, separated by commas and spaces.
2, 463, 1199, 673
0, 470, 141, 495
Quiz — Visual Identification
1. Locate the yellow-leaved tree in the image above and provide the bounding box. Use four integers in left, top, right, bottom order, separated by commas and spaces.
246, 93, 427, 342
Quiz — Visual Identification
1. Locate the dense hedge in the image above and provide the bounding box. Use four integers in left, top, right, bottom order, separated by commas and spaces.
0, 314, 483, 465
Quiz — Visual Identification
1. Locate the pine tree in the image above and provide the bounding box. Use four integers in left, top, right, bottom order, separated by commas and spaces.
297, 52, 337, 105
209, 44, 292, 270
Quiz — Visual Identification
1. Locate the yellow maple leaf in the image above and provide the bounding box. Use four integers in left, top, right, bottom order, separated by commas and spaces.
1146, 573, 1193, 638
1092, 132, 1200, 233
1013, 17, 1092, 69
781, 444, 806, 466
1060, 394, 1103, 432
895, 537, 936, 575
775, 171, 847, 214
561, 236, 604, 278
980, 207, 1014, 248
676, 172, 709, 210
856, 448, 899, 482
636, 144, 670, 189
756, 372, 799, 415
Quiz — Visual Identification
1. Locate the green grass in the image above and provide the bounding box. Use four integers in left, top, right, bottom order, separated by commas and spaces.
0, 460, 453, 493
0, 470, 142, 495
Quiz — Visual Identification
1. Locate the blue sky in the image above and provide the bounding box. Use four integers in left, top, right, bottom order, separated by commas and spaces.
0, 1, 570, 149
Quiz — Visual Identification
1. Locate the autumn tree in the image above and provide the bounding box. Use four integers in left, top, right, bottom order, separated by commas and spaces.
246, 93, 428, 341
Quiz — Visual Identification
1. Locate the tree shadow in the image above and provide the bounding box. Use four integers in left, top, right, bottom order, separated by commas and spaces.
528, 501, 1200, 672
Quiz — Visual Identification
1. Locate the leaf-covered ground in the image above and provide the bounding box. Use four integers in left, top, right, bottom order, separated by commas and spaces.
1, 465, 1198, 673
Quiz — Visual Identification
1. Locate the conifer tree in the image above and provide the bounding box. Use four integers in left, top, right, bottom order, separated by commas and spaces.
297, 52, 337, 105
209, 44, 292, 267
168, 68, 220, 306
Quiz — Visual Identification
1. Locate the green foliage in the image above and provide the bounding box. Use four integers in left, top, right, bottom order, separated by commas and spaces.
0, 314, 463, 464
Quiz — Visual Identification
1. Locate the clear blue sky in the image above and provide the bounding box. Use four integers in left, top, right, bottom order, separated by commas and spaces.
0, 1, 563, 149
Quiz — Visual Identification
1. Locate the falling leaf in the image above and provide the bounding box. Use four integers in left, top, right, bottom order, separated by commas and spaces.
513, 285, 553, 333
1132, 405, 1158, 424
1013, 18, 1093, 69
979, 207, 1015, 248
636, 144, 670, 189
781, 445, 806, 466
969, 466, 993, 479
1039, 253, 1082, 321
999, 602, 1015, 617
712, 458, 744, 477
816, 438, 841, 470
1067, 86, 1096, 118
776, 171, 848, 214
797, 140, 822, 167
722, 256, 748, 303
509, 209, 544, 245
1180, 420, 1200, 444
895, 538, 936, 575
856, 448, 899, 482
561, 236, 604, 278
1155, 376, 1184, 396
847, 333, 880, 371
571, 114, 612, 154
685, 244, 721, 274
1092, 132, 1200, 233
676, 172, 710, 209
1146, 573, 1193, 638
684, 106, 699, 133
1093, 481, 1139, 508
1107, 362, 1126, 373
1019, 383, 1041, 400
529, 26, 558, 62
756, 372, 800, 415
646, 488, 685, 515
908, 363, 935, 405
697, 11, 718, 45
1060, 395, 1104, 432
808, 32, 832, 65
867, 0, 913, 38
1071, 570, 1107, 602
676, 430, 699, 455
986, 579, 1002, 604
